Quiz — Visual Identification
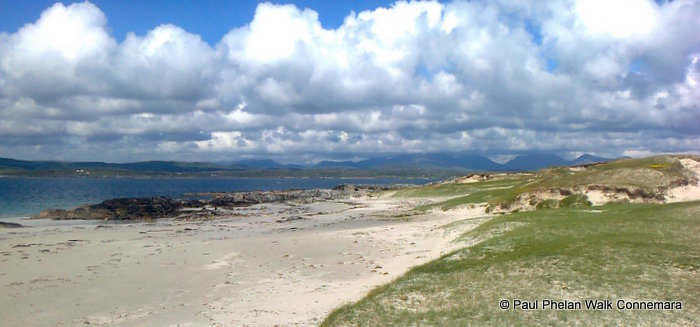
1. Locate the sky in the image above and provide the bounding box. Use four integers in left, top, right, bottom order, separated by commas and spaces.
0, 0, 698, 164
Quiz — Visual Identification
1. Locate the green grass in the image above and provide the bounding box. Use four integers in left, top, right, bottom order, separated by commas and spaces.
416, 188, 518, 212
394, 177, 531, 212
523, 156, 693, 194
559, 194, 592, 208
393, 156, 698, 213
393, 178, 531, 199
323, 201, 700, 326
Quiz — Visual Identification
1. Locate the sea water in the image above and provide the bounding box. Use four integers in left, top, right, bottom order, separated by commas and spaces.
0, 177, 433, 218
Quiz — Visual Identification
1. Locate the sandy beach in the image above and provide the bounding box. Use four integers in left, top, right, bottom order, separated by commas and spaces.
0, 193, 489, 326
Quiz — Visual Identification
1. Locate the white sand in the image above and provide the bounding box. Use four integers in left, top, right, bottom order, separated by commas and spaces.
666, 158, 700, 203
0, 196, 488, 326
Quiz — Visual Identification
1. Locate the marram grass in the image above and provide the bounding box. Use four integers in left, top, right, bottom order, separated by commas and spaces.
323, 202, 700, 326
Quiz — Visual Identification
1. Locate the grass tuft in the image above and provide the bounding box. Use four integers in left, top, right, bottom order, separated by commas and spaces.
559, 194, 592, 208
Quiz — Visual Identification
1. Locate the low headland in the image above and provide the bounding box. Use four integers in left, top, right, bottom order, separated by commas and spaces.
1, 155, 699, 326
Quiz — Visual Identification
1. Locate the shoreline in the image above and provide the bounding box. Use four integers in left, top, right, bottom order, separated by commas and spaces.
0, 192, 490, 326
0, 179, 434, 220
30, 185, 411, 221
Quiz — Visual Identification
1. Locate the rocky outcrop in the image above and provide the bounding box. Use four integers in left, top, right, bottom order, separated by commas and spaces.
34, 184, 408, 221
206, 189, 336, 207
36, 197, 187, 221
200, 184, 407, 206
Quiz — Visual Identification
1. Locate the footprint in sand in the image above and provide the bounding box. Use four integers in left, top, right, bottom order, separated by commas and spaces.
205, 252, 243, 270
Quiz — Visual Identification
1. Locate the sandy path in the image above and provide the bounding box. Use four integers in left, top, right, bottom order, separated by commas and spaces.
0, 196, 489, 326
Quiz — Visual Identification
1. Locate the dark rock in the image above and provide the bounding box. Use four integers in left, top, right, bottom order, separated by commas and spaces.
36, 196, 184, 221
0, 221, 23, 228
95, 197, 183, 220
276, 216, 307, 223
34, 184, 412, 221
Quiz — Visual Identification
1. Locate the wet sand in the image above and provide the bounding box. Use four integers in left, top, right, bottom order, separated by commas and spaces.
0, 194, 489, 326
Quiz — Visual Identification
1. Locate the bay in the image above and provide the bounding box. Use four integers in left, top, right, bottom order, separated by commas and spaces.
0, 177, 433, 218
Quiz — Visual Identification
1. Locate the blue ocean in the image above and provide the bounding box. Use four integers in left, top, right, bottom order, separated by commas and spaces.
0, 177, 433, 218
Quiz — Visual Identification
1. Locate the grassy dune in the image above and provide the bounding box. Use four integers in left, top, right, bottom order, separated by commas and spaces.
395, 155, 699, 213
526, 156, 692, 192
324, 156, 700, 326
392, 177, 532, 212
324, 202, 700, 326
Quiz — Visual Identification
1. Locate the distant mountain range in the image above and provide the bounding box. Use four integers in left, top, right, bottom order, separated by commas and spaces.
314, 153, 614, 171
233, 159, 304, 169
0, 153, 616, 177
0, 157, 233, 173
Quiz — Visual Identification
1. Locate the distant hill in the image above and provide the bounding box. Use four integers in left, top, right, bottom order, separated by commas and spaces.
314, 153, 492, 170
315, 153, 619, 172
454, 154, 502, 171
501, 153, 570, 171
0, 158, 233, 174
359, 154, 464, 169
0, 152, 620, 177
111, 161, 225, 172
236, 159, 285, 169
571, 154, 614, 165
314, 160, 362, 169
0, 157, 64, 170
234, 159, 303, 169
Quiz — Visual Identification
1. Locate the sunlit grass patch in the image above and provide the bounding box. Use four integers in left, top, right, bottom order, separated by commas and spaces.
392, 177, 531, 199
323, 202, 700, 326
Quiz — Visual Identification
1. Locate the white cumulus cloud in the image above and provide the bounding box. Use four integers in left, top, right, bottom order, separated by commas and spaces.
0, 0, 698, 163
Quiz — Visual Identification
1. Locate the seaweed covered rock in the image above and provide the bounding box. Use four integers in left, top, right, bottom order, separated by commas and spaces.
36, 197, 184, 221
